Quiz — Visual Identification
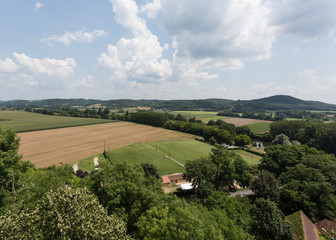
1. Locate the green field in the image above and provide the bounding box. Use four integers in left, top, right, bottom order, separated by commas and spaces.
235, 150, 261, 166
76, 140, 213, 175
245, 122, 270, 133
0, 111, 115, 132
171, 111, 230, 122
149, 140, 213, 165
76, 140, 260, 175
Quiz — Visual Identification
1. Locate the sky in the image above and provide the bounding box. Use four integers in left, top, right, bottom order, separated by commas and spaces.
1, 0, 336, 104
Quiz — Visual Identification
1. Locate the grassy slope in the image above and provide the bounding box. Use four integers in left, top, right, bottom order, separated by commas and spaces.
0, 111, 115, 132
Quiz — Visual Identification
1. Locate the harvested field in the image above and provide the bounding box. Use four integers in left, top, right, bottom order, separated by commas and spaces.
18, 122, 194, 168
223, 118, 272, 127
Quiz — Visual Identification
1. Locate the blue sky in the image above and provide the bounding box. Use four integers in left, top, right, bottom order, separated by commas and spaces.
1, 0, 336, 104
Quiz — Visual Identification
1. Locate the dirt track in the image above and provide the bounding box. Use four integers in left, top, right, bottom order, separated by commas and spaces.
18, 122, 193, 168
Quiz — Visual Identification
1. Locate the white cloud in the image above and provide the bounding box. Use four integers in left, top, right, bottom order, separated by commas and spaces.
272, 0, 336, 38
214, 87, 227, 94
41, 30, 107, 46
140, 0, 161, 19
161, 0, 275, 69
99, 0, 172, 83
70, 75, 94, 89
34, 2, 43, 10
252, 70, 336, 102
298, 69, 331, 92
0, 58, 18, 73
13, 53, 76, 78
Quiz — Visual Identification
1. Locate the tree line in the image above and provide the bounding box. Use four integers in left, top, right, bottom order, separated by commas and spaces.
270, 120, 336, 154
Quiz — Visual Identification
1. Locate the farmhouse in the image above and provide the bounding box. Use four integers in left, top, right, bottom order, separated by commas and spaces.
167, 173, 184, 184
161, 173, 185, 186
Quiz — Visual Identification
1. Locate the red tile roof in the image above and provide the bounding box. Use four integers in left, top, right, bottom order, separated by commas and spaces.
162, 176, 171, 184
167, 173, 184, 181
316, 219, 336, 236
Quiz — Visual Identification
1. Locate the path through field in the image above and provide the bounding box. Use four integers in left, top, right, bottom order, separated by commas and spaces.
18, 122, 193, 168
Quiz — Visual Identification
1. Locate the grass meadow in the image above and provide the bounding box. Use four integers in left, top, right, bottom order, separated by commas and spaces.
0, 111, 115, 132
245, 122, 270, 133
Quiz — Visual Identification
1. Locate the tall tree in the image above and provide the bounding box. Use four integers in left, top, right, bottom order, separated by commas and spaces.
250, 198, 294, 240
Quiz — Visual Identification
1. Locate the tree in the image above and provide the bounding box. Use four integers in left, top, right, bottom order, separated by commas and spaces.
250, 170, 280, 202
0, 187, 130, 240
250, 198, 294, 240
135, 198, 251, 240
272, 134, 292, 145
175, 113, 187, 122
141, 163, 160, 179
209, 136, 217, 145
280, 162, 336, 220
88, 159, 163, 233
185, 146, 250, 191
184, 157, 216, 188
0, 126, 34, 213
234, 134, 251, 146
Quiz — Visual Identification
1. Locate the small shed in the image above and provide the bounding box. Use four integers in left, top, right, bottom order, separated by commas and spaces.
180, 183, 193, 190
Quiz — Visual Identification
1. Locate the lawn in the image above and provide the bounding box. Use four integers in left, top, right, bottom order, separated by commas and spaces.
0, 111, 115, 132
171, 111, 230, 122
235, 150, 261, 166
245, 122, 270, 133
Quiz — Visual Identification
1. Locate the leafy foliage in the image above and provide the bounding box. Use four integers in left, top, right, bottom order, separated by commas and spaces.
250, 170, 280, 202
250, 198, 294, 240
185, 146, 251, 191
0, 187, 129, 240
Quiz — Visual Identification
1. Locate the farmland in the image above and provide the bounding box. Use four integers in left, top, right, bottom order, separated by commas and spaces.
0, 111, 114, 132
18, 122, 195, 168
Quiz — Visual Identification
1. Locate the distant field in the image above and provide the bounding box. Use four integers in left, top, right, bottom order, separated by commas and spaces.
245, 122, 271, 133
0, 111, 114, 132
171, 111, 230, 122
235, 150, 261, 166
18, 122, 195, 168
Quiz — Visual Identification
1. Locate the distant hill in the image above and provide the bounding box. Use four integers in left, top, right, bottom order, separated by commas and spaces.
0, 99, 101, 108
233, 95, 336, 112
1, 95, 336, 112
